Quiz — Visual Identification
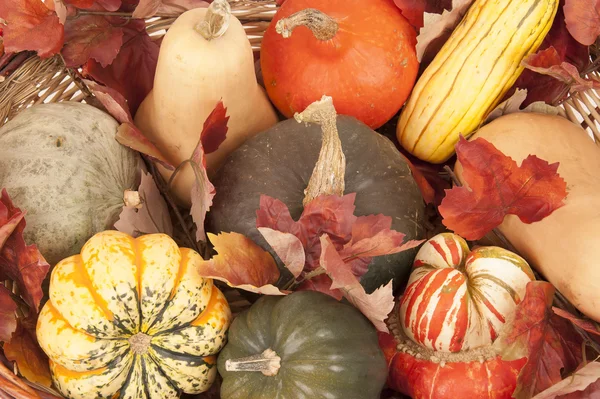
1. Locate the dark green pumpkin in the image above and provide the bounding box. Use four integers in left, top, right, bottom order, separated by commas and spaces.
206, 115, 425, 292
217, 291, 387, 399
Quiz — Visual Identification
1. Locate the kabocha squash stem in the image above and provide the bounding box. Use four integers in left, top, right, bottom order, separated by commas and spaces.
275, 8, 338, 41
224, 349, 282, 376
195, 0, 231, 40
294, 96, 346, 205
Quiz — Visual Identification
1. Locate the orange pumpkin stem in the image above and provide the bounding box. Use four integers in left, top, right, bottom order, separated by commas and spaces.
275, 8, 338, 41
195, 0, 231, 41
294, 96, 346, 206
224, 348, 281, 376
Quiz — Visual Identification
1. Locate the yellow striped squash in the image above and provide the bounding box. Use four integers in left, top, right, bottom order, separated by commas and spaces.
36, 230, 231, 399
397, 0, 559, 163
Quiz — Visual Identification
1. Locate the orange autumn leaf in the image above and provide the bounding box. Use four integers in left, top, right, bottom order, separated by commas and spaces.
3, 322, 52, 387
197, 232, 286, 295
440, 137, 567, 240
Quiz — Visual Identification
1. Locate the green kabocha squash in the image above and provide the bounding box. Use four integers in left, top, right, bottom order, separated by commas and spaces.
0, 103, 141, 265
207, 96, 425, 292
217, 290, 387, 399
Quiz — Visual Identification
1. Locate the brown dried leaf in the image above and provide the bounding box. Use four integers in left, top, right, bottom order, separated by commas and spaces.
3, 322, 51, 387
0, 285, 17, 343
257, 227, 305, 279
532, 362, 600, 399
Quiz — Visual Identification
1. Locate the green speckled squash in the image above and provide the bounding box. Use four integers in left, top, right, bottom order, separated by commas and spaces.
217, 291, 387, 399
0, 102, 141, 265
36, 230, 232, 399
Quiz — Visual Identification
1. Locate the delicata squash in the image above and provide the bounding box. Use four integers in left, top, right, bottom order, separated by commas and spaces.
397, 0, 559, 163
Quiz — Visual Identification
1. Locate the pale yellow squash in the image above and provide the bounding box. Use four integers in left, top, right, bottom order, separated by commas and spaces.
134, 0, 278, 207
455, 113, 600, 322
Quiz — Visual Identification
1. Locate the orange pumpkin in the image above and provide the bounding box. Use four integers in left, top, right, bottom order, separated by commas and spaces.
260, 0, 419, 129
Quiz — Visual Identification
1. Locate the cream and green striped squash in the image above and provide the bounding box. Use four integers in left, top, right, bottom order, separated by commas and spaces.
36, 230, 231, 399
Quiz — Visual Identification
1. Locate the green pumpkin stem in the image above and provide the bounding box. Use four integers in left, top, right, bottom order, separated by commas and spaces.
275, 8, 339, 41
224, 348, 282, 376
295, 95, 346, 206
195, 0, 231, 40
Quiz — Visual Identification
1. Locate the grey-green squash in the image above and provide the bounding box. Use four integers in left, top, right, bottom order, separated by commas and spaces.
207, 96, 425, 293
0, 102, 141, 265
217, 290, 388, 399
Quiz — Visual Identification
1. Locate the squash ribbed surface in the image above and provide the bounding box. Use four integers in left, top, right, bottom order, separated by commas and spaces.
398, 0, 559, 163
36, 231, 231, 399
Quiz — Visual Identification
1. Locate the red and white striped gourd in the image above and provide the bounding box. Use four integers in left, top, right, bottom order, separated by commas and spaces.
379, 233, 534, 399
36, 230, 232, 399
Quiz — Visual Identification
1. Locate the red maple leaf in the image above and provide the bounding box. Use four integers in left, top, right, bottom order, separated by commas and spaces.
523, 47, 600, 93
3, 319, 51, 387
564, 0, 600, 46
0, 285, 17, 343
62, 15, 124, 67
0, 190, 51, 313
200, 100, 229, 154
393, 0, 453, 29
553, 307, 600, 337
82, 18, 159, 115
0, 0, 64, 58
508, 2, 590, 106
439, 137, 567, 240
494, 281, 584, 399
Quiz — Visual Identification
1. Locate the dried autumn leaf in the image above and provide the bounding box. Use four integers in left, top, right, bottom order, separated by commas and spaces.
200, 100, 229, 154
440, 137, 568, 240
0, 0, 64, 57
62, 15, 124, 67
553, 307, 600, 337
116, 122, 175, 170
564, 0, 600, 46
256, 194, 357, 271
3, 322, 51, 387
257, 227, 305, 279
319, 235, 394, 333
0, 285, 17, 342
132, 0, 209, 18
82, 19, 159, 114
52, 0, 67, 24
415, 0, 474, 62
486, 89, 561, 123
295, 274, 344, 300
523, 46, 600, 92
83, 79, 131, 123
393, 0, 453, 29
0, 360, 41, 399
197, 232, 285, 295
0, 189, 50, 312
114, 170, 173, 237
533, 362, 600, 399
494, 281, 583, 399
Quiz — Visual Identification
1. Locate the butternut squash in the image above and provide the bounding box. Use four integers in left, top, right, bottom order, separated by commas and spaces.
134, 0, 278, 207
454, 113, 600, 322
397, 0, 558, 164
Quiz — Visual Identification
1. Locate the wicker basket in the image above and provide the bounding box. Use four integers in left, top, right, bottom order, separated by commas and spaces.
1, 1, 599, 398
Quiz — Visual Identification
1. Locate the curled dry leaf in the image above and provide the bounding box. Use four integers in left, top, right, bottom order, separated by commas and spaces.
440, 137, 568, 240
3, 321, 52, 387
257, 227, 305, 279
200, 100, 229, 155
132, 0, 209, 18
485, 88, 561, 123
82, 19, 159, 114
553, 307, 600, 337
532, 361, 600, 399
393, 0, 453, 30
116, 122, 175, 170
415, 0, 474, 63
319, 235, 394, 333
114, 170, 173, 237
83, 79, 131, 123
523, 46, 600, 92
0, 189, 50, 312
0, 285, 17, 343
564, 0, 600, 46
52, 0, 68, 24
197, 232, 285, 295
494, 281, 583, 399
62, 15, 124, 68
0, 0, 64, 58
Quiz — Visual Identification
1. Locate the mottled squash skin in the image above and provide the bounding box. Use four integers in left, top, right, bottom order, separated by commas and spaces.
0, 103, 140, 265
207, 116, 426, 292
36, 231, 232, 399
217, 291, 387, 399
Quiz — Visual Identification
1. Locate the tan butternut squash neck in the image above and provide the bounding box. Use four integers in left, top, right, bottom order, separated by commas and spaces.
276, 8, 338, 41
195, 0, 231, 40
295, 96, 345, 206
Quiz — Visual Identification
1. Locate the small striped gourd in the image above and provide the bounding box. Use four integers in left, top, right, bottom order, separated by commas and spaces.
378, 233, 534, 398
36, 231, 231, 399
397, 0, 559, 163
